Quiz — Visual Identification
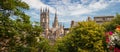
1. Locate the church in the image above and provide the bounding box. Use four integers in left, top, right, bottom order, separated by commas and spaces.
40, 8, 68, 42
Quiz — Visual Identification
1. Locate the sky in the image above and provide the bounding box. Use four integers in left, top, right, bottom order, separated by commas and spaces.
22, 0, 120, 28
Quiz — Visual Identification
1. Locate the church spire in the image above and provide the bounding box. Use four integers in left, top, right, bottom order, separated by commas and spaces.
53, 11, 59, 28
40, 7, 43, 13
45, 7, 47, 12
48, 8, 49, 13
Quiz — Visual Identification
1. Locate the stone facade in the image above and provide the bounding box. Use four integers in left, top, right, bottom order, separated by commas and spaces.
40, 8, 114, 42
71, 16, 114, 27
40, 8, 68, 42
94, 16, 114, 24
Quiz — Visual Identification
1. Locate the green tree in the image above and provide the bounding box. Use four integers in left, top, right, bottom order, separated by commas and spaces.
0, 0, 51, 52
55, 21, 106, 52
0, 0, 30, 51
103, 13, 120, 32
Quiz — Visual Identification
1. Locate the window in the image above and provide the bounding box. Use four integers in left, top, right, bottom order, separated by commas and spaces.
42, 18, 44, 22
95, 18, 103, 21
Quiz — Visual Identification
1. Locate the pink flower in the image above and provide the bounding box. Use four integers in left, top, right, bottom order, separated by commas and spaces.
106, 38, 110, 43
114, 47, 120, 52
105, 32, 110, 43
109, 31, 113, 35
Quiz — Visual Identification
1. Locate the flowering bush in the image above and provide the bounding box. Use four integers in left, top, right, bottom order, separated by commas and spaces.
105, 31, 114, 50
106, 25, 120, 52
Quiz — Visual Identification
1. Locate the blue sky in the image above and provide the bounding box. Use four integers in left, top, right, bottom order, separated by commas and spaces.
22, 0, 120, 28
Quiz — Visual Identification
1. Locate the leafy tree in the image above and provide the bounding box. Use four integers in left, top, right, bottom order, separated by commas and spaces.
0, 0, 30, 51
103, 14, 120, 51
0, 0, 50, 52
55, 21, 106, 52
102, 14, 120, 51
103, 13, 120, 32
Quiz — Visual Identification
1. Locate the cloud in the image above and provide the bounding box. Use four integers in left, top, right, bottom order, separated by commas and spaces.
53, 0, 110, 16
41, 0, 120, 16
22, 0, 120, 28
22, 0, 120, 16
22, 0, 57, 14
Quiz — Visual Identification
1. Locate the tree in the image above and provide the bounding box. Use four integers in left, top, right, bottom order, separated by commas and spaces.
103, 13, 120, 32
0, 0, 50, 52
0, 0, 30, 51
55, 21, 106, 52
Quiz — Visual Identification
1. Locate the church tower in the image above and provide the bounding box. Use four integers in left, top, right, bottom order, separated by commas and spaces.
87, 16, 92, 21
53, 11, 59, 28
40, 8, 49, 38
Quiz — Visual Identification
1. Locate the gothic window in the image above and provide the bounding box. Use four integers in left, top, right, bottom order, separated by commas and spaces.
46, 18, 48, 22
42, 18, 44, 22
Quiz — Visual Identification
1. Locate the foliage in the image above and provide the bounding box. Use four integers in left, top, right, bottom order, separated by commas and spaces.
105, 26, 120, 52
102, 14, 120, 51
55, 21, 106, 52
103, 13, 120, 32
0, 0, 51, 52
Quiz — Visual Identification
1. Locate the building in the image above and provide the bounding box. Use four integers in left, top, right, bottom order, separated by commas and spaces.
94, 16, 114, 24
64, 28, 69, 35
40, 8, 67, 42
40, 8, 114, 42
71, 20, 79, 28
71, 17, 92, 27
70, 16, 114, 27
